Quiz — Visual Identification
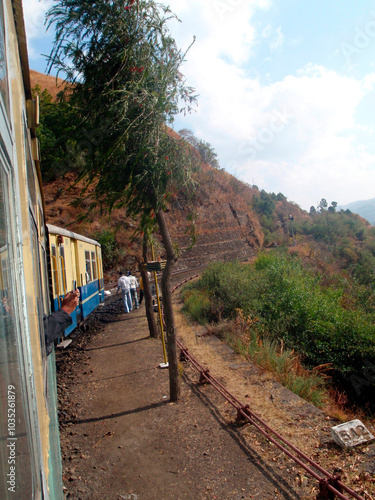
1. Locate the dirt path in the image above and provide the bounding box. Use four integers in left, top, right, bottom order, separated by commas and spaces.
56, 293, 375, 500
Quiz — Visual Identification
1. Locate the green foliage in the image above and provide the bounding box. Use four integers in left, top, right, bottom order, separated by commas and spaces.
295, 205, 375, 289
184, 294, 328, 407
178, 129, 220, 169
353, 250, 375, 286
182, 254, 375, 404
248, 338, 327, 407
93, 230, 124, 270
252, 189, 276, 218
46, 0, 199, 219
32, 85, 82, 180
250, 189, 294, 241
181, 286, 211, 324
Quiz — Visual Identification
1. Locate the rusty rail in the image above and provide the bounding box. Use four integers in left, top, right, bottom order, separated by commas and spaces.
170, 275, 365, 500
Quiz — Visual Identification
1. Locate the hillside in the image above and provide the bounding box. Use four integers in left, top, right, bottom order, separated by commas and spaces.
31, 69, 73, 100
340, 197, 375, 226
33, 69, 372, 284
42, 164, 305, 273
31, 71, 308, 271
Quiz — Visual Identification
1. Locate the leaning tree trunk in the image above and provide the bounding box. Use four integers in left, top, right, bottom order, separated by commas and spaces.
155, 209, 180, 402
140, 237, 158, 339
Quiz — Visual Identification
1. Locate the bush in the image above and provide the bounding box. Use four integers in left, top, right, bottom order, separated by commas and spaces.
182, 253, 375, 405
93, 230, 124, 270
181, 287, 211, 324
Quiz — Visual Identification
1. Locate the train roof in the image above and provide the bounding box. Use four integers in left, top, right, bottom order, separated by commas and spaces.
47, 224, 101, 247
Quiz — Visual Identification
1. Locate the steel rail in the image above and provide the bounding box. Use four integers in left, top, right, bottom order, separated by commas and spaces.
179, 341, 361, 500
171, 276, 365, 500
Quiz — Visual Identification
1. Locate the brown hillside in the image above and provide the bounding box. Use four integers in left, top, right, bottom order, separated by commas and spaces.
42, 165, 265, 272
33, 70, 308, 271
30, 69, 72, 100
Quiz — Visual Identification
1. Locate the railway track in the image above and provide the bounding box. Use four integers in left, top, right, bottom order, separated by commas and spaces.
169, 275, 368, 500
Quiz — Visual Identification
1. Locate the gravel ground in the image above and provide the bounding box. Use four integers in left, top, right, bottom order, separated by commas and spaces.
55, 290, 375, 500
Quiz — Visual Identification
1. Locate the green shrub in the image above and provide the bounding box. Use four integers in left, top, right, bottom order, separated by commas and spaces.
181, 287, 211, 324
182, 253, 375, 404
93, 230, 124, 270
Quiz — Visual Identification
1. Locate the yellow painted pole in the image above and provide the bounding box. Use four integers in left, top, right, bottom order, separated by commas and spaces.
151, 244, 168, 366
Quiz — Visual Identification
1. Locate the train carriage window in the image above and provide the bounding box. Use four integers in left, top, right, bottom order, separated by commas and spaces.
0, 164, 34, 497
85, 250, 92, 283
51, 245, 59, 303
91, 251, 97, 280
59, 245, 67, 295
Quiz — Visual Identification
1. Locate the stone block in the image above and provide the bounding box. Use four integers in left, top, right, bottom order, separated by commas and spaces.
331, 419, 374, 448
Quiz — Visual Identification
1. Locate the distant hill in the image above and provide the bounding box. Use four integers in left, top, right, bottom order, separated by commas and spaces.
340, 198, 375, 225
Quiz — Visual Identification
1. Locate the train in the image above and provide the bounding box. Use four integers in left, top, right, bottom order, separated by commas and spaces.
0, 1, 104, 498
47, 224, 105, 338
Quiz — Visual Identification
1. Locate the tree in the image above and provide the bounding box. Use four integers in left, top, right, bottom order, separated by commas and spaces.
140, 235, 158, 339
328, 201, 338, 213
178, 129, 220, 169
46, 0, 198, 401
32, 84, 82, 180
318, 198, 328, 212
252, 190, 276, 218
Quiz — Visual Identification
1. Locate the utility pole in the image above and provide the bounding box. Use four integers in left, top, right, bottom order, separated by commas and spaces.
289, 215, 296, 246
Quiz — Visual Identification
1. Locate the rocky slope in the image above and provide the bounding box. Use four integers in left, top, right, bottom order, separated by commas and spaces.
42, 164, 265, 272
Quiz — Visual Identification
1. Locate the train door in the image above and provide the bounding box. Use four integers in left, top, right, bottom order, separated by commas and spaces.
50, 242, 60, 309
96, 246, 105, 302
58, 242, 67, 297
38, 205, 50, 314
29, 213, 46, 366
91, 249, 97, 282
69, 235, 77, 292
85, 250, 92, 284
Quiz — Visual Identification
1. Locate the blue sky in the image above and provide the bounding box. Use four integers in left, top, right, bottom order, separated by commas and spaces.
24, 0, 375, 210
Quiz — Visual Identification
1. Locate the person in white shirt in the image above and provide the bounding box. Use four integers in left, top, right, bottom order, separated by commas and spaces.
127, 271, 139, 309
116, 271, 132, 313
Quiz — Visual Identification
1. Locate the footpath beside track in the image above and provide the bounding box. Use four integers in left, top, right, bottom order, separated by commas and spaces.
56, 280, 375, 499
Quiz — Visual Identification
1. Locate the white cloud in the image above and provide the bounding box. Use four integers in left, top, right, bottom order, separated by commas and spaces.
167, 0, 270, 65
270, 26, 285, 50
23, 0, 52, 39
170, 5, 375, 209
223, 66, 375, 208
23, 0, 375, 210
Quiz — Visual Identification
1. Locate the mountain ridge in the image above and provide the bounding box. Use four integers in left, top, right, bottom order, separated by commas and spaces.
340, 197, 375, 225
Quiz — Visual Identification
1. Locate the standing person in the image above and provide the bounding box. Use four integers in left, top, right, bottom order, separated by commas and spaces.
116, 271, 132, 313
128, 271, 139, 309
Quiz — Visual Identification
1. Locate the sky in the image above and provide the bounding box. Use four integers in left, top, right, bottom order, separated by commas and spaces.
24, 0, 375, 211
